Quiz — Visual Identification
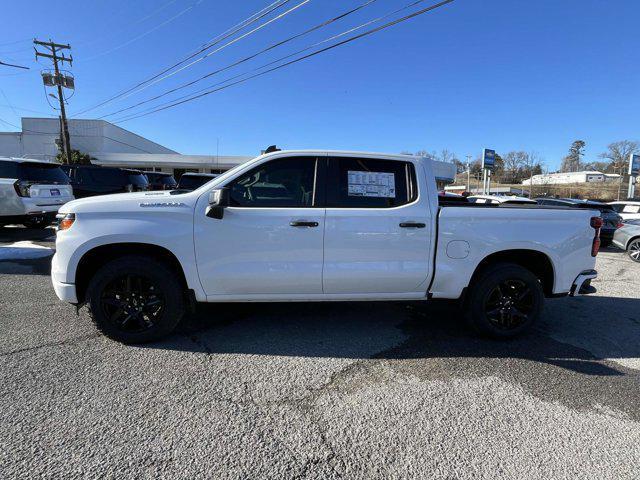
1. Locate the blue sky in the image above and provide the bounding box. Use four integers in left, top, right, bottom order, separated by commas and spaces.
1, 0, 639, 169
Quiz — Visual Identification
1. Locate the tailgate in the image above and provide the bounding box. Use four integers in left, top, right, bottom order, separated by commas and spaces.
28, 184, 74, 199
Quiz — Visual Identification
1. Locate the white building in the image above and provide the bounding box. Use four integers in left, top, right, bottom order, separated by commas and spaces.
522, 171, 621, 185
0, 117, 457, 182
0, 117, 252, 177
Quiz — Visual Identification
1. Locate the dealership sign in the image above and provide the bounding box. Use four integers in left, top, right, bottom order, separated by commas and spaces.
482, 149, 496, 171
630, 154, 640, 176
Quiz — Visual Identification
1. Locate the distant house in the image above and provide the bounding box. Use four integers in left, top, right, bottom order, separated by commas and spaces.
522, 171, 621, 185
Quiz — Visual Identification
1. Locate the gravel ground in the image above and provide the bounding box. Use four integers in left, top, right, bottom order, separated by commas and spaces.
1, 226, 639, 479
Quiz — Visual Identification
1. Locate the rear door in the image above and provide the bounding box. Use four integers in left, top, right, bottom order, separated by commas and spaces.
323, 156, 432, 294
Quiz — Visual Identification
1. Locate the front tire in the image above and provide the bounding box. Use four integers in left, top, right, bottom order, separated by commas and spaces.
628, 238, 640, 263
86, 256, 185, 344
465, 263, 543, 338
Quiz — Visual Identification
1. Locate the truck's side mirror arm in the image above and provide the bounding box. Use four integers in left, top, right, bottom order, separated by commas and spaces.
206, 188, 230, 220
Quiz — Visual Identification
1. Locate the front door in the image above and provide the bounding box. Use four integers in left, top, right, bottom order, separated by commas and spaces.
322, 156, 432, 294
194, 155, 326, 297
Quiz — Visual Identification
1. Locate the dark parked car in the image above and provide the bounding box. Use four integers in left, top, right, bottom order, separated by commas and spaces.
61, 165, 149, 198
144, 171, 177, 190
534, 197, 623, 246
176, 172, 218, 191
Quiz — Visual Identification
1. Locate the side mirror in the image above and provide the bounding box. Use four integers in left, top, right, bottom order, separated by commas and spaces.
206, 187, 230, 219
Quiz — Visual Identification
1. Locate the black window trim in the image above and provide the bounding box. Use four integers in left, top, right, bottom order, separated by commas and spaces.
325, 156, 419, 209
226, 155, 325, 209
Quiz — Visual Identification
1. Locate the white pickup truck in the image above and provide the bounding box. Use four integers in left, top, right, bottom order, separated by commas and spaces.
52, 150, 601, 344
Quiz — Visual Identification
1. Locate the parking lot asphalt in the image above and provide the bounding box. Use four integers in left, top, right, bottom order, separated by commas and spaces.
1, 226, 639, 479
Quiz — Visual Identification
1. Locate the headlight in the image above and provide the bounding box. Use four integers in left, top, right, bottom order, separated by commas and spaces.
56, 213, 76, 231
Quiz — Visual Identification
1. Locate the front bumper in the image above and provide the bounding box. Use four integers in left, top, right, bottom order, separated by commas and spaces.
52, 277, 78, 303
569, 269, 597, 296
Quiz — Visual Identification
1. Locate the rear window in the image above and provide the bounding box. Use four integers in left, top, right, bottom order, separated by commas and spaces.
19, 162, 69, 184
179, 175, 213, 190
0, 161, 69, 183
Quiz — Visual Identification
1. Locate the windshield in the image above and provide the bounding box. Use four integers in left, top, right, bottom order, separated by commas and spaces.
178, 175, 214, 190
18, 163, 69, 184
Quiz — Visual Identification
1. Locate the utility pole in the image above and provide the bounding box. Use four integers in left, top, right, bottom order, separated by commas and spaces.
466, 155, 472, 193
34, 39, 73, 164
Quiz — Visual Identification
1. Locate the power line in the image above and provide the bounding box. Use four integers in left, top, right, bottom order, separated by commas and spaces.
72, 0, 181, 48
114, 0, 455, 124
112, 0, 311, 103
78, 0, 206, 63
0, 59, 29, 70
97, 0, 379, 120
109, 0, 442, 122
72, 0, 293, 116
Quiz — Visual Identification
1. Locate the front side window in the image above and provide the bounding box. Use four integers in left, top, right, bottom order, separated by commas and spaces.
327, 157, 416, 208
228, 156, 318, 208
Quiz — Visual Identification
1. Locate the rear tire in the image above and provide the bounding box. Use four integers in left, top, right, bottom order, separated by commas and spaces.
628, 238, 640, 263
86, 256, 185, 344
465, 262, 543, 338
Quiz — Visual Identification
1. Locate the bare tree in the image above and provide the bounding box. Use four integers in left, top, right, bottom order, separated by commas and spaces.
599, 140, 639, 200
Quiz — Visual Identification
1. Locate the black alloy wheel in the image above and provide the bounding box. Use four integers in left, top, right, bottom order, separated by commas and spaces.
484, 279, 535, 331
87, 256, 184, 344
465, 262, 543, 338
100, 274, 165, 334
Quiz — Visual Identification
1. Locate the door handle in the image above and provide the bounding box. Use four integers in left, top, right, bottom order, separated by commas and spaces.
399, 222, 426, 228
290, 220, 319, 227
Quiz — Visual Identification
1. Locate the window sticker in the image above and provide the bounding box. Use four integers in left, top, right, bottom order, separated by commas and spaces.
347, 170, 396, 198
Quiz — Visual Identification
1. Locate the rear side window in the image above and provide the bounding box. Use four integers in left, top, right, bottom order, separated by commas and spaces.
0, 160, 19, 179
126, 173, 149, 186
86, 168, 126, 185
327, 157, 416, 208
18, 163, 69, 184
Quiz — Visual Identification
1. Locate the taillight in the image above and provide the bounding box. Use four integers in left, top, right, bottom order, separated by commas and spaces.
56, 213, 75, 231
617, 222, 624, 228
13, 180, 31, 197
590, 216, 602, 257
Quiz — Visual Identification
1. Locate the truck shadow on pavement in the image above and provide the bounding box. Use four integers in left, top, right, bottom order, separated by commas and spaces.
149, 295, 640, 420
153, 296, 640, 377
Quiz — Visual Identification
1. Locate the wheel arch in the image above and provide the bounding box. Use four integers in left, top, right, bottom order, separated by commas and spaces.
626, 235, 640, 250
74, 243, 189, 304
468, 249, 555, 297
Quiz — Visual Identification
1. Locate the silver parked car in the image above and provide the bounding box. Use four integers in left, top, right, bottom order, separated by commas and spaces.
612, 219, 640, 263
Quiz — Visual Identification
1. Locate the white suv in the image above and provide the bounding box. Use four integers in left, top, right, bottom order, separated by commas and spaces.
0, 157, 74, 228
